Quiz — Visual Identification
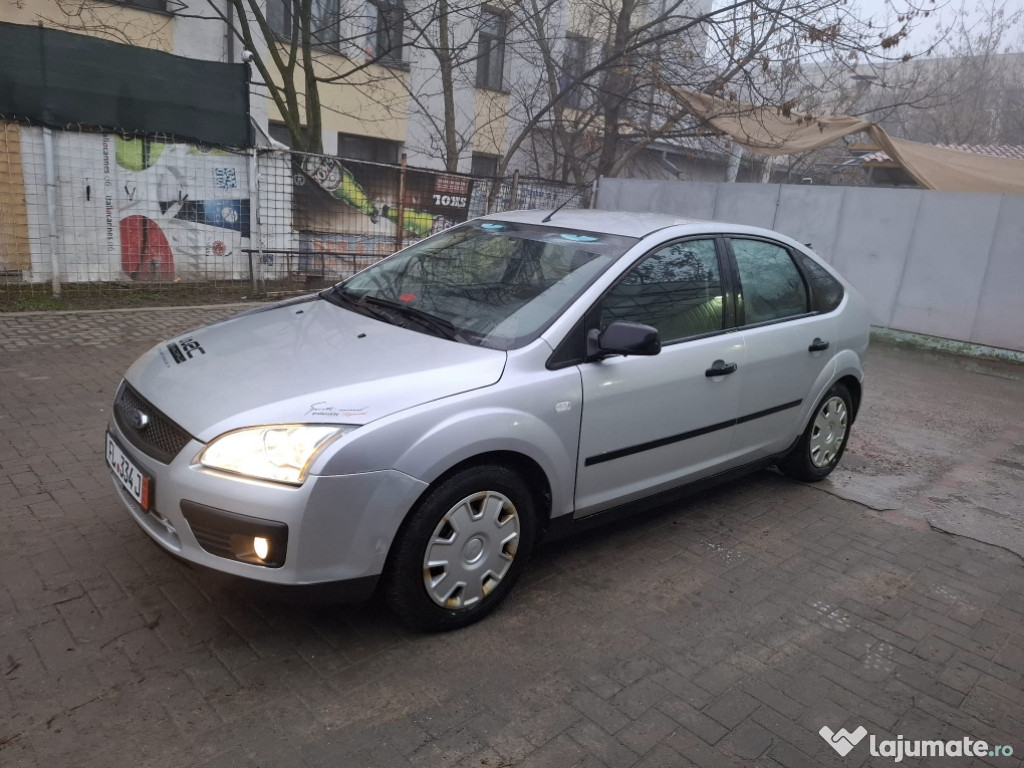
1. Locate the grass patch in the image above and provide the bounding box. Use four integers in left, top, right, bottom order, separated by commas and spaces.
0, 281, 299, 312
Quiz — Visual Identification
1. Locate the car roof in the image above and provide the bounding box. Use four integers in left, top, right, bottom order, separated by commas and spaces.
477, 209, 704, 238
477, 209, 819, 257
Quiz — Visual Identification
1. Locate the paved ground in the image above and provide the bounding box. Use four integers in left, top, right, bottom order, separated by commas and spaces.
1, 307, 1022, 768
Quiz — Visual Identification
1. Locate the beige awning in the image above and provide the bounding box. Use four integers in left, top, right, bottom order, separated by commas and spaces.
674, 87, 1024, 195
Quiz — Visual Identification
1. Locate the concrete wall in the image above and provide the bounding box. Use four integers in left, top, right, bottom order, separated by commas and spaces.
595, 179, 1024, 353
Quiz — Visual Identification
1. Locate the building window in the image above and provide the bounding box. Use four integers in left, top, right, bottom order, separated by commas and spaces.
476, 9, 506, 91
268, 0, 288, 37
269, 121, 309, 150
366, 0, 404, 62
338, 133, 400, 163
471, 153, 500, 178
269, 0, 341, 50
561, 35, 590, 109
114, 0, 168, 11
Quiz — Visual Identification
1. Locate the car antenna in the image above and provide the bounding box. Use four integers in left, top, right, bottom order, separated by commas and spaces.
541, 186, 585, 223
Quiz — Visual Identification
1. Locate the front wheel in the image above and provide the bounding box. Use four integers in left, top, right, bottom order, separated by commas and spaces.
778, 383, 852, 482
384, 465, 536, 631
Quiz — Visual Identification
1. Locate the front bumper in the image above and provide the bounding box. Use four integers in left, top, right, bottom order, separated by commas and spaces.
107, 417, 429, 588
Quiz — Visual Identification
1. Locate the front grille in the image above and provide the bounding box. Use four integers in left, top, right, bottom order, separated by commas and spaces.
114, 382, 193, 464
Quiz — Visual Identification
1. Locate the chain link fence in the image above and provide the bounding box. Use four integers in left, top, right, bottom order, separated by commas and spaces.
0, 122, 588, 310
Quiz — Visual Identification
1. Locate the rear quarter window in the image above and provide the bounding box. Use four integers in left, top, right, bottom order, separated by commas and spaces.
794, 251, 844, 313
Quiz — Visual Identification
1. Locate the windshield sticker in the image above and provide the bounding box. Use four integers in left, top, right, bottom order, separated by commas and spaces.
559, 233, 599, 243
305, 402, 368, 418
166, 336, 205, 364
481, 223, 505, 230
398, 293, 417, 303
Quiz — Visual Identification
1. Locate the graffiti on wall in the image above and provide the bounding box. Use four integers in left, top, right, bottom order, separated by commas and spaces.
293, 154, 473, 275
18, 129, 252, 283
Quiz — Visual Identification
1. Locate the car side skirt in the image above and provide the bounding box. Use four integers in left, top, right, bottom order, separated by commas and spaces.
543, 439, 799, 543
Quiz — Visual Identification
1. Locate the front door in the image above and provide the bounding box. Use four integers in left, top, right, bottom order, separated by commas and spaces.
574, 238, 745, 516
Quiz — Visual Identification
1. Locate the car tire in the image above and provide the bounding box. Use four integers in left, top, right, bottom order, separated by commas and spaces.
778, 382, 852, 482
384, 465, 536, 631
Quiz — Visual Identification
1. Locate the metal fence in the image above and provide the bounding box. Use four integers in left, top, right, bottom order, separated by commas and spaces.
0, 122, 587, 309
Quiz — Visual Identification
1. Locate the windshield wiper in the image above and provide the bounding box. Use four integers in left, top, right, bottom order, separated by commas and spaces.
320, 285, 397, 324
362, 296, 466, 342
323, 286, 469, 342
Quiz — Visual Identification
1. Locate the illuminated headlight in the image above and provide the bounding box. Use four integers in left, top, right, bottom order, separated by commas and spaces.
198, 424, 355, 485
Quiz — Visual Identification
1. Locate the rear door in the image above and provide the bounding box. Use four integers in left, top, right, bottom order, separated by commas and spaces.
574, 237, 745, 516
727, 237, 837, 461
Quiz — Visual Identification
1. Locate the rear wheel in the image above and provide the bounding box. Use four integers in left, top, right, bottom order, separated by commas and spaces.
384, 465, 536, 631
779, 383, 852, 482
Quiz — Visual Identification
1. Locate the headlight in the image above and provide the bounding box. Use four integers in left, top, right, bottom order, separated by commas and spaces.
199, 424, 355, 485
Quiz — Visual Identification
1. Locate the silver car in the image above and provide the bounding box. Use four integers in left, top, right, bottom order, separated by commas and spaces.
106, 210, 868, 630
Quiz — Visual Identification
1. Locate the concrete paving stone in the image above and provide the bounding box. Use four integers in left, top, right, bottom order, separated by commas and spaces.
657, 699, 728, 746
607, 674, 673, 721
569, 687, 632, 735
766, 739, 826, 768
914, 633, 960, 664
616, 707, 680, 756
704, 688, 761, 730
516, 733, 588, 768
664, 728, 744, 767
409, 723, 487, 767
3, 311, 1024, 767
607, 654, 664, 688
736, 677, 804, 722
564, 663, 626, 701
650, 667, 716, 710
952, 649, 1020, 684
520, 702, 584, 748
720, 719, 775, 760
691, 662, 746, 698
631, 742, 695, 768
961, 686, 1024, 732
892, 665, 967, 709
566, 718, 640, 766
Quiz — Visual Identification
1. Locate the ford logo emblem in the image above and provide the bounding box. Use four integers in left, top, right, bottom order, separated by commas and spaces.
133, 411, 151, 430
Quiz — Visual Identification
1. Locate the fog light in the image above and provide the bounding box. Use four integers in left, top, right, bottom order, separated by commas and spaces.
253, 536, 270, 561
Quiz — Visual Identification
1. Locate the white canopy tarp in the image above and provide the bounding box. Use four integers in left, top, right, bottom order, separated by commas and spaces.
674, 87, 1024, 195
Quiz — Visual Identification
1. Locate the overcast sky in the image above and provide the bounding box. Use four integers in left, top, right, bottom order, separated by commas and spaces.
850, 0, 1024, 55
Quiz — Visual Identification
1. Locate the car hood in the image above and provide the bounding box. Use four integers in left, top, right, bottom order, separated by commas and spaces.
123, 297, 507, 442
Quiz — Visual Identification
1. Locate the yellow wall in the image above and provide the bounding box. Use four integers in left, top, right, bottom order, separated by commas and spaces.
266, 50, 410, 142
473, 89, 509, 157
0, 0, 173, 51
0, 123, 31, 272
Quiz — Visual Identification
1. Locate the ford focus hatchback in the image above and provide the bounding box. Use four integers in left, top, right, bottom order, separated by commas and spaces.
107, 210, 869, 630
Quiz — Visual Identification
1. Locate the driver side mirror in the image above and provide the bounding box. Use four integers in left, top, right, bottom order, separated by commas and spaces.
587, 321, 661, 359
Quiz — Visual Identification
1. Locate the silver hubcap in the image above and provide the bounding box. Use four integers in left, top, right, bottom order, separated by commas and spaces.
810, 395, 848, 468
423, 491, 520, 609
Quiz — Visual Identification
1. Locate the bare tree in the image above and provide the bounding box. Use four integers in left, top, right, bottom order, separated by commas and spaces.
469, 0, 935, 187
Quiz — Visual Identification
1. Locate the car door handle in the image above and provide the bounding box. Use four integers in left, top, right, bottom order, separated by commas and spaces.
808, 337, 830, 352
705, 359, 738, 377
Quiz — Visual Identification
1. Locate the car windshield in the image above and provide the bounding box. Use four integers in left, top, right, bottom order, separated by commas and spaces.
325, 220, 637, 350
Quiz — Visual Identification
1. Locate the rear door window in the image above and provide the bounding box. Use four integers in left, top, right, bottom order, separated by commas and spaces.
730, 238, 809, 325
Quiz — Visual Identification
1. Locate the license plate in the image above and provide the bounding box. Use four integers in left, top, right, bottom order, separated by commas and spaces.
106, 432, 152, 511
